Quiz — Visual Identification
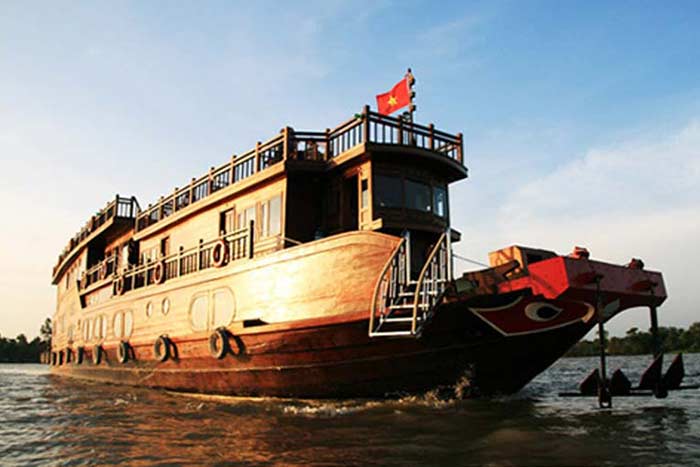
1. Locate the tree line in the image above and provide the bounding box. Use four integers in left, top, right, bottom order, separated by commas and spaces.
567, 322, 700, 357
0, 318, 51, 363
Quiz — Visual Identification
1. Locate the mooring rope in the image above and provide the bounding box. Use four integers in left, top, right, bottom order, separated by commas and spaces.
452, 253, 489, 268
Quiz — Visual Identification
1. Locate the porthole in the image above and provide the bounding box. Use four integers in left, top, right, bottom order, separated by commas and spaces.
124, 310, 134, 337
189, 295, 209, 331
114, 313, 123, 339
212, 288, 235, 328
162, 298, 170, 315
101, 315, 108, 339
146, 302, 153, 318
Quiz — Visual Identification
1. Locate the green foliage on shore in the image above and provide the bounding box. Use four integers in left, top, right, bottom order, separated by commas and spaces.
0, 318, 51, 363
567, 322, 700, 357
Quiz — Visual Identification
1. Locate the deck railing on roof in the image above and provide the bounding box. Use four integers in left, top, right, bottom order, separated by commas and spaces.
135, 107, 464, 232
53, 196, 140, 276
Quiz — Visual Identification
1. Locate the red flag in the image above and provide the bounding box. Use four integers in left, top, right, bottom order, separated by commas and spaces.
376, 77, 410, 115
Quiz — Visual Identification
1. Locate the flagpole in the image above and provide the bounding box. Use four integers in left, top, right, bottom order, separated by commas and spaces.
406, 68, 415, 124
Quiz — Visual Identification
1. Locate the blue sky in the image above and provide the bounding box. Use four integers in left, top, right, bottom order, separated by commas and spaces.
1, 0, 699, 338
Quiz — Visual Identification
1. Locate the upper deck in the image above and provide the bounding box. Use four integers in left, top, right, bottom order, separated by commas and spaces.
52, 196, 140, 284
134, 107, 466, 235
52, 107, 466, 284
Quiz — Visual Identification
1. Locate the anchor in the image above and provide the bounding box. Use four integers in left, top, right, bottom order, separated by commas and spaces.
560, 259, 699, 407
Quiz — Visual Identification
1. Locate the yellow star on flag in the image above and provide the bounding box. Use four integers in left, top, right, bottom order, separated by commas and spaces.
387, 95, 398, 106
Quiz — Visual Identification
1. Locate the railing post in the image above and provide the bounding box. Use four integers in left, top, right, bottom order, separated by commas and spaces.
177, 246, 183, 278
457, 132, 464, 163
197, 239, 202, 271
208, 167, 214, 195
398, 117, 403, 145
362, 105, 370, 144
282, 127, 293, 160
428, 123, 435, 151
189, 178, 195, 205
230, 154, 236, 183
325, 128, 331, 158
255, 141, 261, 172
248, 220, 255, 259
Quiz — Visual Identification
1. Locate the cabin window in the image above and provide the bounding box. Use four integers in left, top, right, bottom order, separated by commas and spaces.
145, 301, 153, 318
406, 179, 432, 212
162, 298, 171, 315
190, 295, 209, 331
260, 195, 282, 237
374, 175, 403, 208
212, 288, 235, 328
433, 186, 447, 218
237, 206, 257, 231
220, 208, 235, 235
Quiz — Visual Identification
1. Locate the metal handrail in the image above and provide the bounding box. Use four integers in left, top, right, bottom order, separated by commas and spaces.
369, 235, 408, 336
411, 230, 450, 335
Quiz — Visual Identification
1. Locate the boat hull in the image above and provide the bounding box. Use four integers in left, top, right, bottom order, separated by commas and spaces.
51, 296, 593, 398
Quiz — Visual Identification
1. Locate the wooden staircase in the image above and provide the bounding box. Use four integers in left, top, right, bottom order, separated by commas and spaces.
369, 230, 452, 338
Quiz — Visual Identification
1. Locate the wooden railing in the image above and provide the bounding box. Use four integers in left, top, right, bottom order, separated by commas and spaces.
54, 196, 140, 277
135, 107, 465, 232
115, 223, 253, 295
80, 254, 119, 291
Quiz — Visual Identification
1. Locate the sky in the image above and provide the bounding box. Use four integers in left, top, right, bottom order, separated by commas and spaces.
1, 0, 699, 339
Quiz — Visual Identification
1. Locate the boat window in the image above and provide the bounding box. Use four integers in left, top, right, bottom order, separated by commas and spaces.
406, 179, 432, 212
190, 295, 209, 331
260, 195, 282, 238
145, 301, 153, 318
114, 312, 123, 338
374, 175, 403, 208
361, 179, 369, 209
237, 205, 257, 231
212, 288, 235, 328
162, 297, 170, 315
124, 311, 134, 337
433, 186, 447, 218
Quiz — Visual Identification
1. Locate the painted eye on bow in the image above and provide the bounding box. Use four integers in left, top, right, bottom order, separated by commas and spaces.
524, 303, 563, 322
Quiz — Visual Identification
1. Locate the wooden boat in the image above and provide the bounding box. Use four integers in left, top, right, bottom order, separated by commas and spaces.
49, 107, 667, 398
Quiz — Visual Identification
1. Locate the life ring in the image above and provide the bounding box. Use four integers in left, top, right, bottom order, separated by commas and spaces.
153, 261, 165, 285
211, 240, 229, 268
117, 341, 130, 364
76, 346, 85, 364
115, 276, 125, 295
92, 345, 103, 365
153, 335, 172, 362
209, 327, 230, 359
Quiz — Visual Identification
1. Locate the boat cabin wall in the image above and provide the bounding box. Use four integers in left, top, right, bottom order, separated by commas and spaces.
137, 178, 287, 262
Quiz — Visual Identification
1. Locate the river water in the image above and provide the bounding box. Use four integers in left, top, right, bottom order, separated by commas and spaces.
1, 355, 699, 466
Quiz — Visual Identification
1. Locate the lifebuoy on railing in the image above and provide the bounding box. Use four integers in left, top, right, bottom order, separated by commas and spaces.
211, 240, 229, 268
117, 341, 130, 364
115, 276, 125, 295
153, 335, 172, 362
92, 345, 103, 365
209, 327, 230, 359
153, 261, 165, 285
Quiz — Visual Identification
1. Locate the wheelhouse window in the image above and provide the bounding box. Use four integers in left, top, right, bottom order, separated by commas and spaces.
374, 175, 403, 208
405, 179, 431, 213
433, 186, 447, 218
